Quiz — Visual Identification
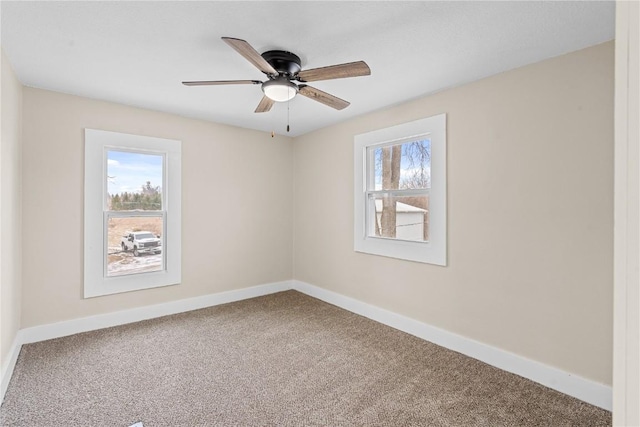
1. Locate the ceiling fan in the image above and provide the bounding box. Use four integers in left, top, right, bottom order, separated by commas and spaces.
182, 37, 371, 113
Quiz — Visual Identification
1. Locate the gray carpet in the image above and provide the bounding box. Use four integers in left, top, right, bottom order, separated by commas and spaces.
1, 291, 611, 426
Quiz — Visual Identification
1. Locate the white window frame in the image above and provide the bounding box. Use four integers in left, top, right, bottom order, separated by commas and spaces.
354, 114, 447, 265
84, 129, 181, 298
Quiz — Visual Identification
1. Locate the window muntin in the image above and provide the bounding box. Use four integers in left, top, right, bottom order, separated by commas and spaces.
105, 149, 166, 277
84, 129, 181, 298
354, 114, 446, 265
366, 138, 431, 242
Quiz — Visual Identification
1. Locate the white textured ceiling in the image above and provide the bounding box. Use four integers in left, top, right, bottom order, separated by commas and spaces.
1, 1, 614, 137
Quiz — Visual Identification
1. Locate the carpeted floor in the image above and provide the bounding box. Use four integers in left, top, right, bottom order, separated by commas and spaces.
1, 291, 611, 426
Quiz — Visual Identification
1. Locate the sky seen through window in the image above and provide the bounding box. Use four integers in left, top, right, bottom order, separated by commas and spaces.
107, 150, 163, 195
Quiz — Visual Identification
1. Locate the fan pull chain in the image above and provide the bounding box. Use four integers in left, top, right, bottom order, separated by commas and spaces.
271, 105, 276, 138
287, 97, 290, 133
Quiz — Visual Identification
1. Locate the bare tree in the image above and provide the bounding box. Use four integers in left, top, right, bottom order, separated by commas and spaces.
401, 141, 431, 241
376, 140, 431, 240
380, 144, 402, 238
400, 141, 431, 190
141, 181, 160, 195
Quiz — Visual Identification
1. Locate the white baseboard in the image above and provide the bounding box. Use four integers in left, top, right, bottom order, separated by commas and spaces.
19, 280, 292, 345
2, 279, 612, 412
291, 280, 612, 411
1, 333, 23, 402
1, 280, 292, 402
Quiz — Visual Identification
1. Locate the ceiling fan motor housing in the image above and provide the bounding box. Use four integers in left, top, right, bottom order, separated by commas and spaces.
183, 37, 369, 112
261, 50, 302, 77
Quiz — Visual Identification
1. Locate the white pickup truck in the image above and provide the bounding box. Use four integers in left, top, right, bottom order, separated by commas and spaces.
121, 231, 162, 257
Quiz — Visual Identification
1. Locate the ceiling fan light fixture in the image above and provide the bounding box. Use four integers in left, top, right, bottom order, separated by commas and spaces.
262, 78, 298, 102
184, 37, 370, 113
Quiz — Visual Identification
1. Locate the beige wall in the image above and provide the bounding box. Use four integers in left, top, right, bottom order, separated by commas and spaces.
293, 42, 614, 385
20, 88, 293, 327
1, 50, 23, 367
613, 1, 640, 423
12, 41, 614, 388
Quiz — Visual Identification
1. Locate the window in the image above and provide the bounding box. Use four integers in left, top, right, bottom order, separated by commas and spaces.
354, 114, 446, 265
84, 129, 181, 298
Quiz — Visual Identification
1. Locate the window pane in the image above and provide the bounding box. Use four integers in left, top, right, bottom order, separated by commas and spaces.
107, 216, 164, 277
368, 194, 429, 242
107, 150, 163, 211
373, 139, 431, 191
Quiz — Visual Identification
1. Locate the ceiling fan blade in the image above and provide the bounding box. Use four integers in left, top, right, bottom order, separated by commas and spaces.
182, 80, 261, 86
222, 37, 278, 76
255, 96, 275, 113
298, 85, 350, 110
297, 61, 371, 82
